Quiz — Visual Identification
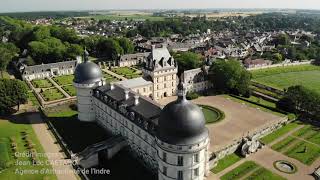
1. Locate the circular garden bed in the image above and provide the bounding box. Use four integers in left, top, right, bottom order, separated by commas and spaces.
199, 105, 225, 124
273, 160, 297, 174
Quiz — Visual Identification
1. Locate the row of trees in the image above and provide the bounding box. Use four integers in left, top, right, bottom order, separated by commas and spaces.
0, 43, 20, 78
277, 85, 320, 119
0, 79, 28, 114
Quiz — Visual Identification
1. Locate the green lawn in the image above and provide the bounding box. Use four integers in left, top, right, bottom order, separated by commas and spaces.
211, 153, 242, 173
53, 75, 74, 86
221, 161, 285, 180
200, 105, 224, 124
260, 122, 300, 144
271, 136, 296, 152
28, 91, 40, 107
0, 120, 57, 180
252, 65, 320, 93
41, 88, 65, 101
103, 73, 118, 82
285, 141, 320, 165
245, 166, 286, 180
62, 85, 76, 96
221, 161, 259, 180
271, 124, 320, 165
31, 79, 53, 88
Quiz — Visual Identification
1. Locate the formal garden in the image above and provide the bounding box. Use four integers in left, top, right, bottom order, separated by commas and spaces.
111, 67, 142, 79
252, 64, 320, 93
52, 75, 74, 86
0, 120, 56, 180
40, 88, 65, 101
199, 105, 224, 124
31, 79, 53, 88
103, 73, 119, 83
270, 124, 320, 165
220, 161, 285, 180
62, 85, 76, 97
211, 153, 243, 173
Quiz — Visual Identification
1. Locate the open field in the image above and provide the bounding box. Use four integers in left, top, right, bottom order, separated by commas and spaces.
40, 88, 65, 101
252, 65, 320, 93
0, 119, 56, 180
53, 75, 74, 86
220, 161, 285, 180
31, 79, 53, 88
78, 14, 165, 21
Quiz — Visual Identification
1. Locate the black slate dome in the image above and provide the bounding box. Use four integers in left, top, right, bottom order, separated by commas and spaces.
157, 83, 208, 145
74, 50, 102, 84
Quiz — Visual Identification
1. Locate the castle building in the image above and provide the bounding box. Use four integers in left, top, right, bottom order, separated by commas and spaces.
117, 45, 178, 101
73, 50, 210, 180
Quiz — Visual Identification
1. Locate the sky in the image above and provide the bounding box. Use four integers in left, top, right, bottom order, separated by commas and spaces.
1, 0, 320, 13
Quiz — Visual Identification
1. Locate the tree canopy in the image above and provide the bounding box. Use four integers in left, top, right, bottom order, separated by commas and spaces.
174, 52, 203, 73
277, 85, 320, 119
0, 79, 28, 114
209, 60, 252, 96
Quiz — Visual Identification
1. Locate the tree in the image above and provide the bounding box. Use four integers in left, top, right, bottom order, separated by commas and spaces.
208, 60, 252, 96
0, 79, 28, 114
277, 85, 320, 118
65, 43, 83, 60
117, 37, 134, 54
28, 41, 49, 62
174, 52, 202, 72
0, 47, 14, 78
31, 26, 51, 41
272, 53, 283, 63
97, 38, 124, 60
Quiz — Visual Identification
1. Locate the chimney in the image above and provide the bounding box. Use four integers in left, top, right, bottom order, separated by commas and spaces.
110, 82, 114, 90
124, 90, 129, 100
134, 95, 139, 105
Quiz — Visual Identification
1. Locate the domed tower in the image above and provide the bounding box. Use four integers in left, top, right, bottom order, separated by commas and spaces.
73, 50, 103, 122
156, 81, 210, 180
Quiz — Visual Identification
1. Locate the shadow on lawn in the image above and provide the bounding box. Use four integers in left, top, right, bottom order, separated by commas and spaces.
0, 112, 44, 124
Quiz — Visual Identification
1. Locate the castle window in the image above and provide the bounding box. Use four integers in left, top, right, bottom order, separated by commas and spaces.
177, 156, 183, 166
194, 168, 199, 176
163, 152, 167, 162
177, 171, 183, 180
163, 166, 167, 176
194, 153, 199, 163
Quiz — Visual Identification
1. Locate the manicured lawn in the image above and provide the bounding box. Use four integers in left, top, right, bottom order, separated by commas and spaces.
221, 161, 259, 180
41, 88, 65, 101
53, 75, 74, 85
0, 120, 56, 180
200, 105, 224, 124
211, 153, 242, 173
62, 85, 76, 96
271, 136, 297, 152
111, 67, 141, 79
31, 79, 53, 88
221, 161, 285, 180
245, 166, 286, 180
260, 122, 300, 144
252, 65, 320, 93
293, 125, 320, 146
285, 141, 320, 165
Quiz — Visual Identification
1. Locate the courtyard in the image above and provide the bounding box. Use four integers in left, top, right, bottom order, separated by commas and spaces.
110, 67, 142, 79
